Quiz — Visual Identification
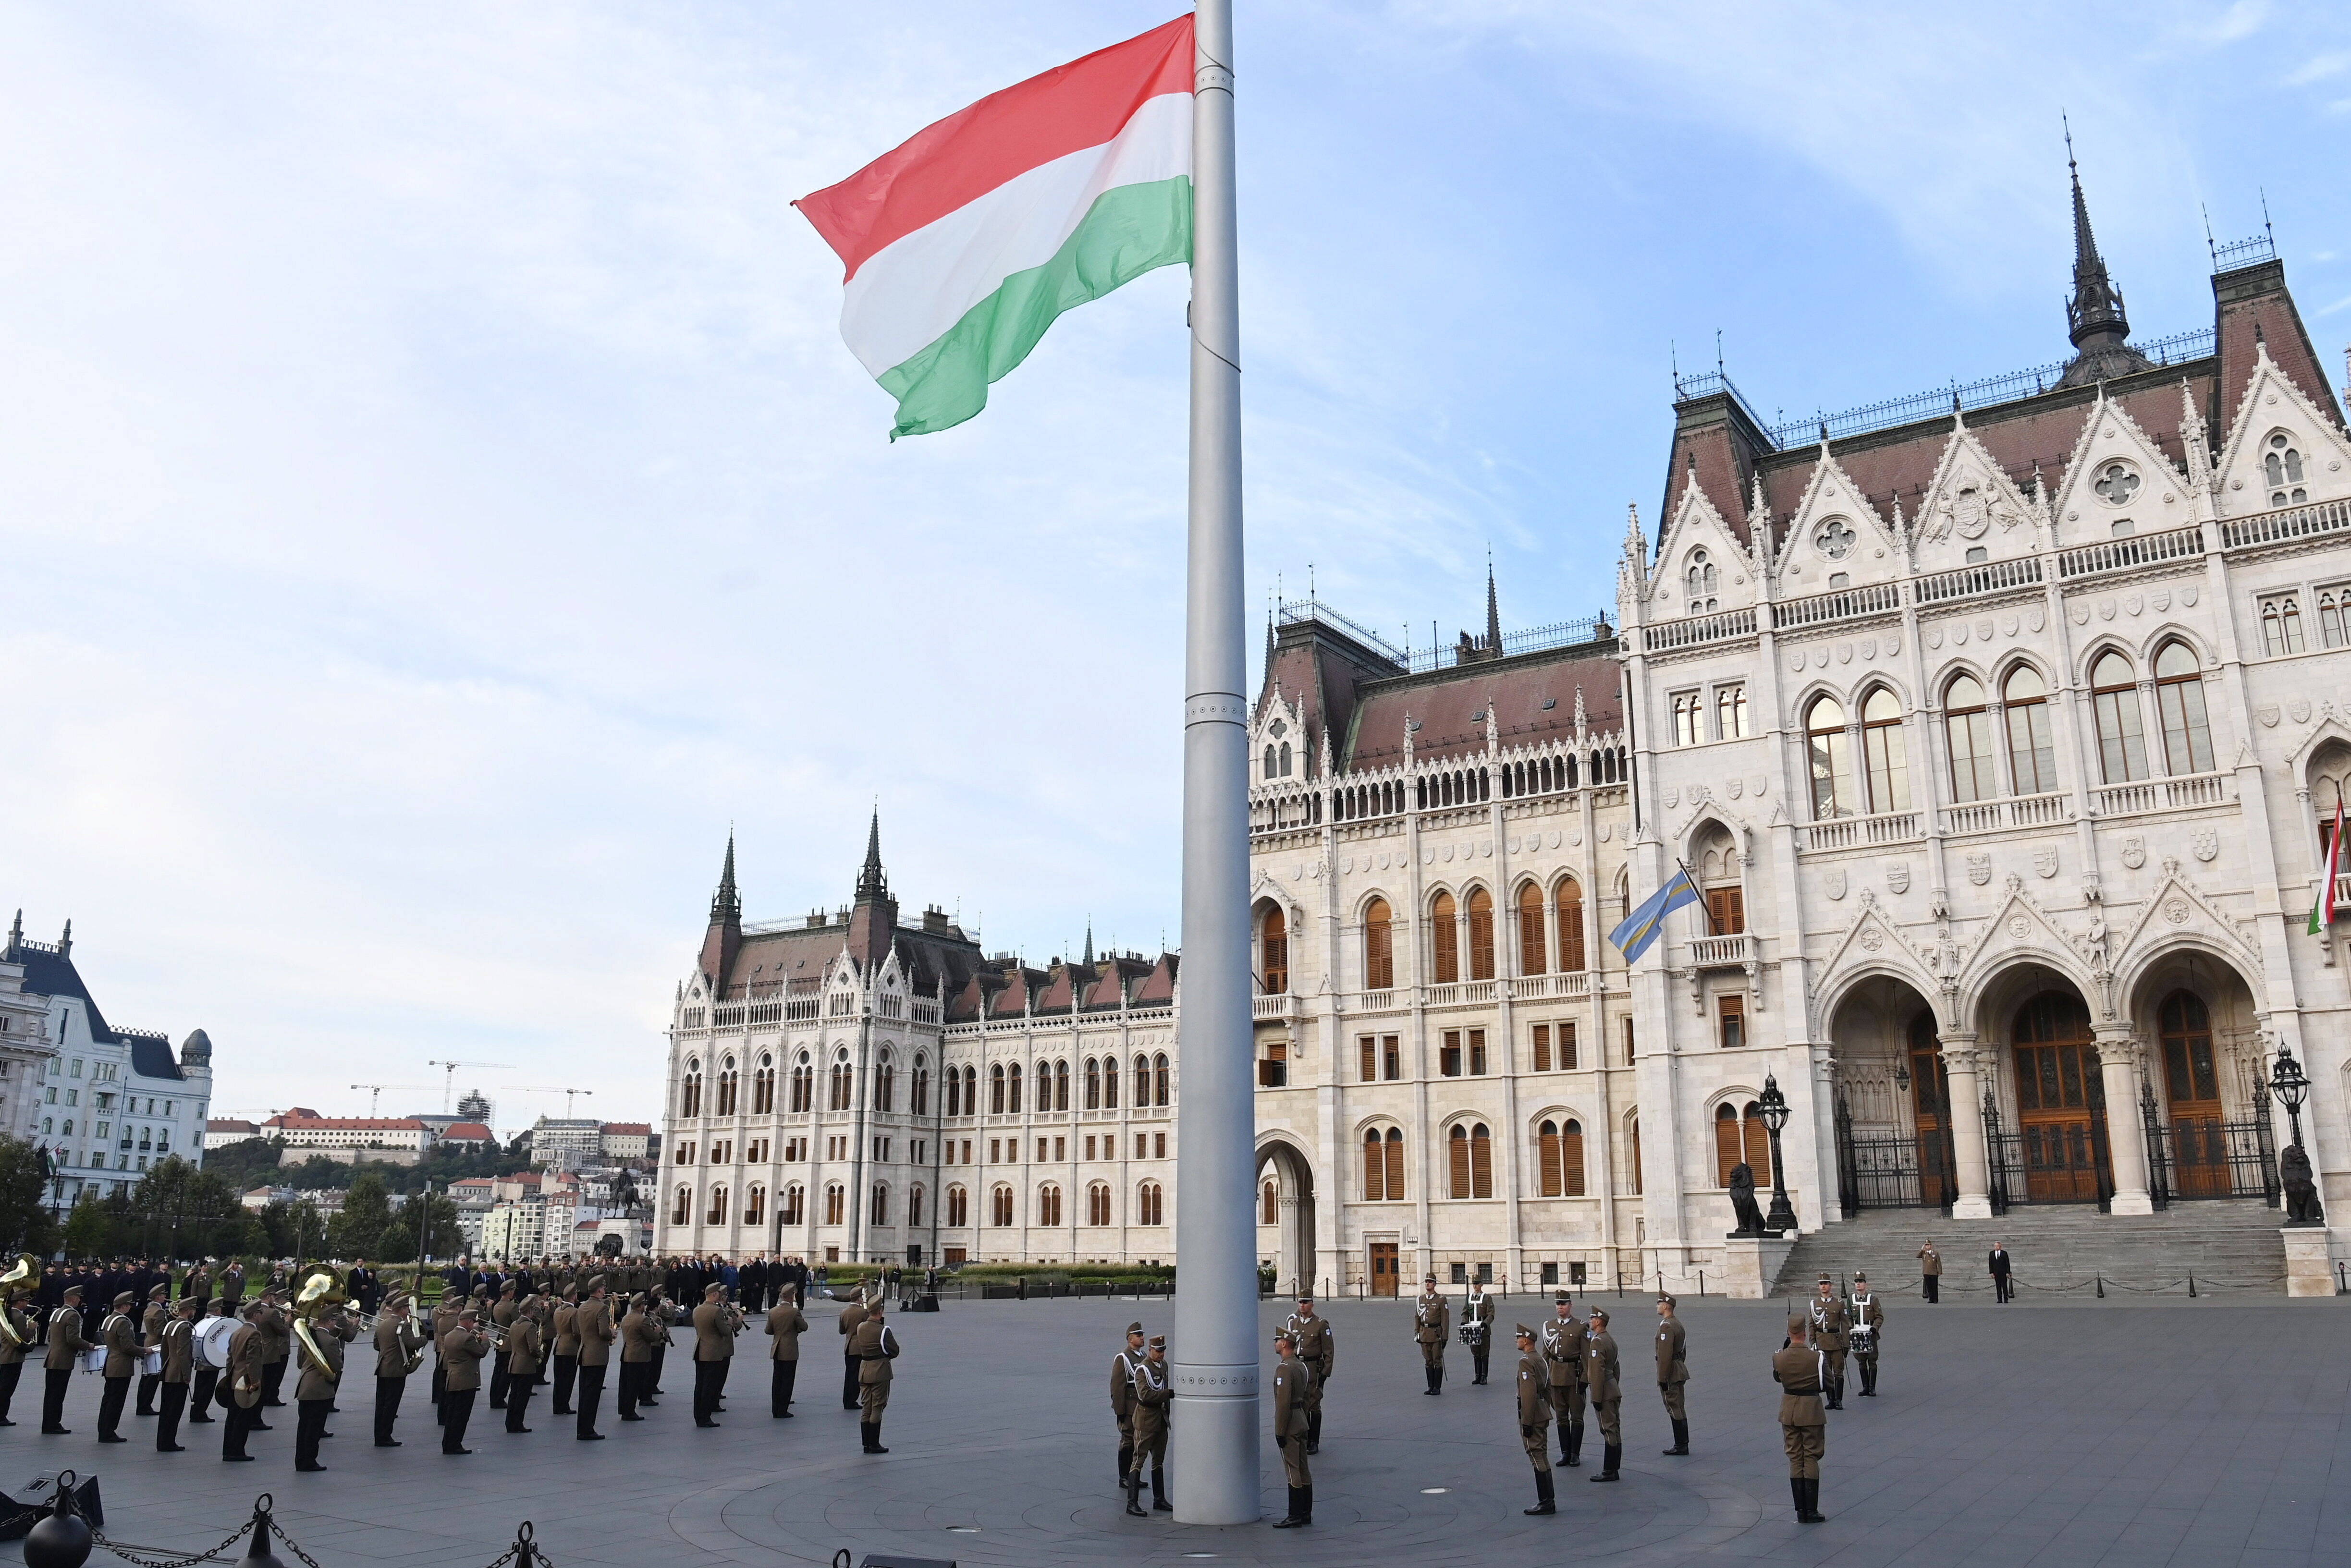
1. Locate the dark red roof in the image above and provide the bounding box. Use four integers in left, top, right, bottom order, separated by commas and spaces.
1346, 647, 1622, 772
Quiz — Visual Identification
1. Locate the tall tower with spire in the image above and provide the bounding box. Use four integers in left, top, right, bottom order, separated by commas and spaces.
847, 810, 900, 975
698, 833, 744, 987
2057, 126, 2153, 389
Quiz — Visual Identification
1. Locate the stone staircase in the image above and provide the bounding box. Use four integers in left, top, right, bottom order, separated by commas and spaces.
1764, 1199, 2294, 1302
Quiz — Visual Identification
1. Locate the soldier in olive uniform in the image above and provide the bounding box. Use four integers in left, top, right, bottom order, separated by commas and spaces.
97, 1290, 140, 1442
373, 1293, 424, 1447
1656, 1294, 1690, 1456
1412, 1275, 1450, 1395
136, 1283, 168, 1416
1269, 1328, 1312, 1528
1282, 1295, 1334, 1453
293, 1304, 345, 1471
1512, 1324, 1557, 1516
1111, 1321, 1145, 1483
1461, 1276, 1495, 1384
1773, 1315, 1827, 1523
765, 1291, 808, 1418
1584, 1306, 1622, 1483
487, 1280, 520, 1410
616, 1294, 656, 1421
438, 1307, 490, 1455
1807, 1276, 1849, 1410
1122, 1333, 1173, 1516
1849, 1273, 1884, 1397
549, 1288, 581, 1415
690, 1282, 738, 1427
504, 1296, 545, 1433
257, 1290, 291, 1410
0, 1282, 34, 1427
1539, 1292, 1586, 1466
221, 1301, 268, 1461
837, 1288, 869, 1412
846, 1298, 899, 1454
574, 1276, 614, 1440
157, 1295, 198, 1452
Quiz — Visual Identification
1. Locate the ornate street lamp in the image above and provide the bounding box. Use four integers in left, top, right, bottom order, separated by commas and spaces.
2270, 1042, 2324, 1226
1757, 1074, 1798, 1236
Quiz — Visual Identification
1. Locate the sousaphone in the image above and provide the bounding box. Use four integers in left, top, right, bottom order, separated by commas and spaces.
292, 1266, 347, 1380
0, 1255, 34, 1347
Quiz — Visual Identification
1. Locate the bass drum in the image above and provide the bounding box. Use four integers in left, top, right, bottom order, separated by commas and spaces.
192, 1315, 240, 1371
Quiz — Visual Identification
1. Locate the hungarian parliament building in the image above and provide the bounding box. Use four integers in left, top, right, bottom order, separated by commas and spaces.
657, 180, 2351, 1294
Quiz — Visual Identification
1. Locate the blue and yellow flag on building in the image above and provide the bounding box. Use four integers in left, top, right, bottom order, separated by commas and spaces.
1609, 866, 1702, 963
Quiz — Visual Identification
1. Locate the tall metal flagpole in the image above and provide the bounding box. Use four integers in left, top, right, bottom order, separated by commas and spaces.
1170, 0, 1258, 1527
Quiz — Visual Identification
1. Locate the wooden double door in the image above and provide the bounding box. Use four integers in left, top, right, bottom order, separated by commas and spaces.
1369, 1242, 1400, 1297
2011, 992, 2110, 1203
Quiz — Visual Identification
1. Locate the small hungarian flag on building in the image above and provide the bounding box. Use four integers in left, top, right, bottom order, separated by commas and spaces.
795, 15, 1196, 438
2312, 795, 2345, 934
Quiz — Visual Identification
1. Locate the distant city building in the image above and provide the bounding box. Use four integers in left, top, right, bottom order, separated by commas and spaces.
260, 1110, 432, 1160
0, 937, 57, 1143
527, 1117, 604, 1167
206, 1118, 259, 1141
4, 913, 214, 1207
599, 1122, 652, 1160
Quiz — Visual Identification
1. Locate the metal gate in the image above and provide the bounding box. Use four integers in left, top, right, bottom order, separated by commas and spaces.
2142, 1087, 2277, 1208
1983, 1098, 2113, 1213
1835, 1096, 1954, 1215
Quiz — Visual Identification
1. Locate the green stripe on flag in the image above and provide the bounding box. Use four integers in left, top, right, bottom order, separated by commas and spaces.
878, 177, 1192, 438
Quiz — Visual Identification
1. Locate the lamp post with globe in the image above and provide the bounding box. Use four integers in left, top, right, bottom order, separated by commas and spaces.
1757, 1075, 1798, 1236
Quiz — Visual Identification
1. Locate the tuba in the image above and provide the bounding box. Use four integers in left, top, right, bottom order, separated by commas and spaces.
292, 1266, 348, 1381
0, 1255, 35, 1347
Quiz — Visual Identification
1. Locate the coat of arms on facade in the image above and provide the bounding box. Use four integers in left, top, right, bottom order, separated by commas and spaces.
1824, 868, 1848, 900
2032, 846, 2058, 879
1885, 863, 1910, 894
2120, 837, 2146, 870
2258, 705, 2281, 728
2192, 829, 2219, 863
1661, 787, 1678, 809
1965, 854, 1992, 886
1726, 777, 1743, 799
2290, 699, 2313, 725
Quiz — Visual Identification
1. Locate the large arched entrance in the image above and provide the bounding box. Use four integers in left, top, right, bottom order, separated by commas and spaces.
1825, 975, 1955, 1213
2007, 989, 2109, 1203
1254, 1138, 1317, 1295
2126, 948, 2274, 1203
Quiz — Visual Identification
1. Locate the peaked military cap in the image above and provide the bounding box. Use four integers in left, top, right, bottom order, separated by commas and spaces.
1126, 1321, 1144, 1335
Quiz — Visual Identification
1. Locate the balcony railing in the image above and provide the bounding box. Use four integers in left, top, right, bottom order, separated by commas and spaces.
1799, 810, 1923, 850
1513, 971, 1592, 999
1772, 580, 1903, 631
1349, 989, 1399, 1013
1423, 981, 1497, 1007
1642, 606, 1758, 652
1690, 934, 1753, 967
1914, 555, 2043, 605
1253, 994, 1298, 1021
2218, 495, 2351, 551
1942, 791, 2071, 835
2091, 771, 2229, 817
2057, 523, 2204, 580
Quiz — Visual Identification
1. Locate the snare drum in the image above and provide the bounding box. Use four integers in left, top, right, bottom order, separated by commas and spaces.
78, 1347, 106, 1374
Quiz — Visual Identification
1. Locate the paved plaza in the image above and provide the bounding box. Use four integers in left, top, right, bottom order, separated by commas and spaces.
12, 1291, 2351, 1568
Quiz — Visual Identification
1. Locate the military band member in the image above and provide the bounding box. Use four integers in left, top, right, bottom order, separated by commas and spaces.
1537, 1292, 1587, 1466
1514, 1325, 1556, 1515
847, 1297, 899, 1454
766, 1291, 808, 1419
1412, 1275, 1449, 1395
691, 1282, 738, 1428
156, 1296, 198, 1452
1656, 1295, 1690, 1456
221, 1301, 267, 1462
837, 1287, 869, 1412
1269, 1328, 1312, 1528
1849, 1273, 1884, 1398
0, 1283, 33, 1427
1807, 1276, 1849, 1410
1123, 1333, 1173, 1517
488, 1280, 520, 1410
645, 1289, 675, 1403
373, 1293, 423, 1447
574, 1276, 614, 1441
1461, 1275, 1494, 1384
1111, 1321, 1145, 1483
293, 1305, 344, 1472
97, 1290, 139, 1442
188, 1298, 222, 1427
1773, 1315, 1827, 1523
549, 1288, 581, 1415
136, 1282, 168, 1416
1282, 1295, 1334, 1453
616, 1294, 655, 1421
1584, 1306, 1621, 1483
438, 1307, 490, 1456
504, 1297, 545, 1433
257, 1290, 291, 1410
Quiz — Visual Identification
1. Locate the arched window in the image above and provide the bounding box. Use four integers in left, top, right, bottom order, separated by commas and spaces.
1537, 1118, 1585, 1197
946, 1184, 967, 1228
1363, 897, 1395, 990
1137, 1180, 1164, 1226
1036, 1184, 1062, 1227
1153, 1053, 1171, 1106
1264, 743, 1279, 780
1517, 881, 1547, 976
1861, 687, 1909, 813
2266, 431, 2308, 507
1712, 1101, 1772, 1185
2154, 641, 2214, 774
1466, 887, 1495, 980
1261, 1179, 1278, 1226
1054, 1059, 1070, 1112
1627, 1116, 1642, 1195
681, 1060, 702, 1119
1084, 1057, 1102, 1110
874, 1050, 894, 1113
1430, 891, 1459, 983
1261, 904, 1289, 994
1554, 877, 1586, 972
824, 1183, 845, 1226
753, 1055, 775, 1115
870, 1183, 889, 1226
790, 1052, 812, 1114
1447, 1123, 1494, 1199
2003, 666, 2056, 794
2091, 651, 2148, 782
1102, 1055, 1118, 1109
1685, 547, 1718, 613
989, 1063, 1005, 1115
1944, 674, 1995, 803
1805, 695, 1854, 818
962, 1065, 978, 1115
1087, 1182, 1112, 1226
743, 1184, 765, 1226
782, 1183, 804, 1226
1134, 1055, 1150, 1107
1362, 1127, 1404, 1200
671, 1186, 690, 1225
1280, 741, 1293, 777
908, 1185, 924, 1228
707, 1185, 729, 1226
2262, 593, 2306, 656
716, 1059, 737, 1117
990, 1185, 1014, 1227
1008, 1062, 1023, 1114
911, 1055, 929, 1117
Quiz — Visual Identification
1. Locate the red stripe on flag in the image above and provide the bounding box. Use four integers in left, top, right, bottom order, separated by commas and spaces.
795, 14, 1194, 282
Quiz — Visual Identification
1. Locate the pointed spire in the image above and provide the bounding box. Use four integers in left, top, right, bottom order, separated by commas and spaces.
2057, 122, 2150, 388
1083, 921, 1095, 967
856, 809, 888, 902
710, 833, 741, 924
57, 919, 70, 959
2180, 378, 2213, 485
1484, 557, 1502, 656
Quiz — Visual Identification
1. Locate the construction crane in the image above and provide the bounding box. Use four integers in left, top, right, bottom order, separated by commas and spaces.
350, 1083, 431, 1117
425, 1060, 514, 1115
501, 1086, 596, 1119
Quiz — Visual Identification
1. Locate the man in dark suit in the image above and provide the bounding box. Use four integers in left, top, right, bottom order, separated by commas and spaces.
1988, 1243, 2014, 1303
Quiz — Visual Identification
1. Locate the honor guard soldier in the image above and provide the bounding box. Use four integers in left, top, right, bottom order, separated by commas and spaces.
1269, 1328, 1313, 1528
765, 1291, 808, 1418
691, 1281, 738, 1427
837, 1287, 870, 1411
293, 1302, 344, 1472
1514, 1325, 1556, 1516
97, 1291, 140, 1442
1773, 1315, 1827, 1523
574, 1276, 615, 1440
847, 1297, 900, 1454
136, 1283, 168, 1416
1282, 1295, 1334, 1453
503, 1297, 544, 1434
1122, 1334, 1173, 1517
1111, 1321, 1145, 1484
1539, 1292, 1586, 1466
1583, 1306, 1622, 1483
1916, 1241, 1942, 1304
373, 1293, 423, 1447
615, 1294, 655, 1421
1656, 1295, 1690, 1456
157, 1296, 198, 1452
1806, 1276, 1849, 1410
1461, 1275, 1494, 1383
437, 1307, 490, 1456
1412, 1275, 1450, 1395
549, 1288, 581, 1415
487, 1280, 520, 1410
1849, 1274, 1884, 1397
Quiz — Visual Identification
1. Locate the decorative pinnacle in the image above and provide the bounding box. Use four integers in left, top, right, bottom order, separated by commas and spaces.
710, 832, 741, 924
856, 809, 888, 902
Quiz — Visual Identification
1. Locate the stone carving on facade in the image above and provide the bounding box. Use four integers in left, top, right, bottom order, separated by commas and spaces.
2120, 837, 2145, 870
1726, 777, 1742, 799
2290, 699, 2313, 725
1886, 863, 1910, 895
2192, 829, 2218, 863
1751, 774, 1768, 798
1965, 853, 1992, 886
2258, 705, 2281, 728
1824, 868, 1847, 901
2032, 846, 2059, 879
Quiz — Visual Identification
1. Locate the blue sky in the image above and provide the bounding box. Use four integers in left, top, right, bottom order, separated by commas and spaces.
3, 1, 2346, 1123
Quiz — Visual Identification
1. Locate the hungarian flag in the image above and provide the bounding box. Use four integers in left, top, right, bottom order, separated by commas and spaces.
2312, 795, 2345, 934
795, 16, 1196, 438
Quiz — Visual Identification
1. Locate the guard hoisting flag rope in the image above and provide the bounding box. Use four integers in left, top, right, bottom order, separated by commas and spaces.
1610, 864, 1703, 963
794, 15, 1197, 438
2310, 794, 2344, 935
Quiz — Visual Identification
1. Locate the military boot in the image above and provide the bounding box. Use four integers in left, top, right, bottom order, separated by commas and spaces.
1298, 1485, 1313, 1524
1564, 1422, 1582, 1467
1523, 1472, 1556, 1516
1125, 1473, 1147, 1518
1117, 1443, 1131, 1485
1271, 1486, 1306, 1528
1790, 1477, 1806, 1522
1151, 1467, 1171, 1512
1801, 1477, 1825, 1524
1305, 1411, 1321, 1455
1662, 1418, 1689, 1456
1589, 1443, 1620, 1482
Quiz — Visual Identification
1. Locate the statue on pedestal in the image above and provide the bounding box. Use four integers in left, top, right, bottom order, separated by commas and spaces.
1726, 1163, 1766, 1237
2281, 1144, 2324, 1226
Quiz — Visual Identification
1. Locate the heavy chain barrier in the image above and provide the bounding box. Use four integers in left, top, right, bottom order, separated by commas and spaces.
10, 1478, 551, 1568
